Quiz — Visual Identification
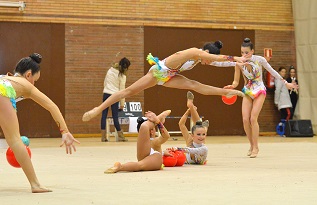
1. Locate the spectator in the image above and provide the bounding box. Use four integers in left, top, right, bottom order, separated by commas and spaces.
275, 67, 293, 121
101, 57, 131, 142
286, 65, 299, 112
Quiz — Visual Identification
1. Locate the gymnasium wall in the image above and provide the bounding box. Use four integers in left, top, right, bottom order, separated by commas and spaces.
0, 22, 65, 138
0, 0, 295, 136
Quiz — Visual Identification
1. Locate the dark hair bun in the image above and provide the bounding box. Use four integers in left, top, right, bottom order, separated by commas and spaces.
137, 116, 147, 124
243, 38, 251, 43
195, 121, 203, 126
214, 41, 223, 49
137, 116, 148, 132
29, 53, 42, 64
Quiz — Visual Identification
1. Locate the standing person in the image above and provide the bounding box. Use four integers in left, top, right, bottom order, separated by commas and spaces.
211, 38, 298, 158
0, 53, 80, 193
274, 67, 293, 121
104, 110, 171, 173
82, 41, 248, 122
286, 65, 299, 112
101, 57, 131, 142
165, 91, 208, 165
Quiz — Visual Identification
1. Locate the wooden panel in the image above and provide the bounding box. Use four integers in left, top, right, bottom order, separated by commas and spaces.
0, 22, 65, 138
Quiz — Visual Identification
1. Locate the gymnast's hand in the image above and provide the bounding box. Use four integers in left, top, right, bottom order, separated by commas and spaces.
223, 85, 235, 89
235, 56, 248, 63
60, 132, 80, 154
163, 149, 174, 156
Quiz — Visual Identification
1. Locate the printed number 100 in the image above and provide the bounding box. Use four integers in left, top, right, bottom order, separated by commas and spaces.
129, 102, 142, 112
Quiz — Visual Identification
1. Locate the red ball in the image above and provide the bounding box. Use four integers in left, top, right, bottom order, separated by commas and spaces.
222, 95, 237, 105
6, 146, 32, 168
162, 152, 177, 167
174, 150, 186, 166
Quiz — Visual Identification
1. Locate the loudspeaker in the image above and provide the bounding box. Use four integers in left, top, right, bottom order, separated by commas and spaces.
285, 120, 314, 137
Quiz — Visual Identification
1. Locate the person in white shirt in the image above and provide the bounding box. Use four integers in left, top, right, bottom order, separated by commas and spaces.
275, 67, 293, 121
101, 57, 130, 142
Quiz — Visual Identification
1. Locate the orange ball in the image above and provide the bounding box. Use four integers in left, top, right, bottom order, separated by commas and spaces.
174, 150, 186, 166
222, 95, 237, 105
6, 146, 32, 168
162, 152, 177, 167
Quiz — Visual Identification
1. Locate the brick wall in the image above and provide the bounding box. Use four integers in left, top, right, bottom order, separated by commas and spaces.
255, 30, 296, 131
1, 0, 293, 30
65, 25, 144, 134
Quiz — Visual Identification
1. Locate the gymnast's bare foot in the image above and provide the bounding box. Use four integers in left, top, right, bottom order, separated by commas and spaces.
187, 91, 194, 108
82, 107, 99, 122
250, 148, 259, 158
226, 89, 245, 98
104, 162, 122, 174
31, 186, 52, 193
157, 110, 171, 124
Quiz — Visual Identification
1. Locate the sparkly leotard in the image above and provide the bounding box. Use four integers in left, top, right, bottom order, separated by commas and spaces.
181, 142, 208, 165
147, 53, 199, 85
0, 75, 17, 109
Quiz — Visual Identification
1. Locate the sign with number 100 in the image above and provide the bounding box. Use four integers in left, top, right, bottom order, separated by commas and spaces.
129, 102, 142, 112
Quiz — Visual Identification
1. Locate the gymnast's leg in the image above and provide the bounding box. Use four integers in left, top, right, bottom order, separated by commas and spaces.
83, 72, 157, 121
163, 75, 245, 98
0, 96, 51, 193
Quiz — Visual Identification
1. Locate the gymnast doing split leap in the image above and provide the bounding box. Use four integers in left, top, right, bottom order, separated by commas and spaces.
82, 41, 249, 122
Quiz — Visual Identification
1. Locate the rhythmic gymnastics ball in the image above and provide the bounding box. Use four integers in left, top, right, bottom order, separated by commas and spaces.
174, 150, 186, 166
222, 95, 237, 105
21, 136, 30, 146
162, 152, 177, 167
6, 146, 32, 168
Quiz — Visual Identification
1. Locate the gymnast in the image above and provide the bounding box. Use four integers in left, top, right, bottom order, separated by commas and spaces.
211, 38, 298, 158
82, 41, 249, 122
0, 53, 79, 193
104, 110, 171, 173
164, 91, 208, 165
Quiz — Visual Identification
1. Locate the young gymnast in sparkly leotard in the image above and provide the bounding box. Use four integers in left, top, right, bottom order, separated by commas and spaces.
211, 38, 298, 158
82, 41, 249, 122
164, 91, 208, 165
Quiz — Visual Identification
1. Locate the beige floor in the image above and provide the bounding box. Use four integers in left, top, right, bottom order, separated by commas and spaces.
0, 135, 317, 205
